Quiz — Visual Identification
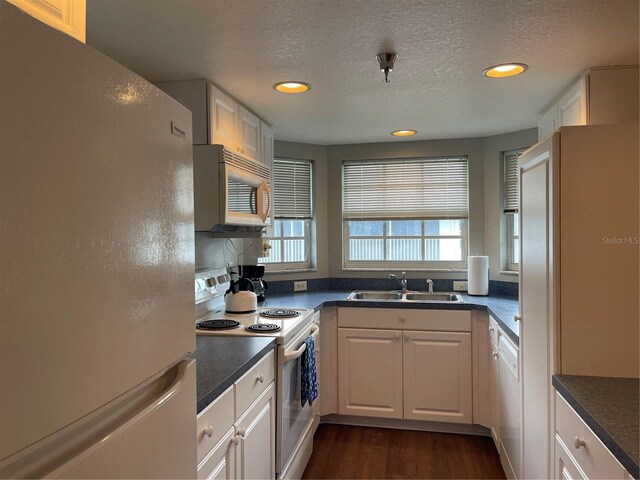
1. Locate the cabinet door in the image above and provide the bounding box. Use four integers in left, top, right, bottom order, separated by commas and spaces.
403, 331, 472, 423
7, 0, 85, 42
489, 339, 500, 449
238, 106, 261, 161
338, 328, 403, 419
260, 121, 274, 168
236, 383, 276, 480
197, 428, 236, 480
538, 105, 558, 140
557, 77, 587, 128
208, 84, 239, 149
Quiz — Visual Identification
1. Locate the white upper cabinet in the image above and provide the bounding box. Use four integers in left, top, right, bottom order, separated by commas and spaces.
237, 106, 261, 162
260, 122, 274, 168
537, 66, 639, 140
7, 0, 85, 42
557, 77, 587, 127
155, 80, 272, 161
209, 84, 240, 151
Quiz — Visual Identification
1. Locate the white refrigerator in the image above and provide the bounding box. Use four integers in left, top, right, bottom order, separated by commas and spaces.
0, 3, 197, 478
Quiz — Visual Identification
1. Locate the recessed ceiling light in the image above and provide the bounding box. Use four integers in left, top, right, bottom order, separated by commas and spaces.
482, 63, 528, 78
391, 129, 417, 137
273, 81, 311, 93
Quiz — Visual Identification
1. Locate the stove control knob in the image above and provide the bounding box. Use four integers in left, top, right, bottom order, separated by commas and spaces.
206, 277, 217, 287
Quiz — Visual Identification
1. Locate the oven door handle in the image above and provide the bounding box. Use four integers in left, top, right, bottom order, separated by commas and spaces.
281, 324, 319, 364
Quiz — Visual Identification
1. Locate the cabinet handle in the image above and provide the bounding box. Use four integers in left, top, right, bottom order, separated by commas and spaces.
492, 351, 498, 359
404, 333, 410, 341
237, 428, 246, 438
514, 314, 521, 322
394, 333, 401, 341
573, 437, 586, 449
489, 327, 495, 333
203, 426, 214, 438
256, 374, 264, 384
232, 435, 240, 446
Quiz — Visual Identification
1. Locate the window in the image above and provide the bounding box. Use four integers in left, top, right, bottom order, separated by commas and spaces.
503, 149, 523, 271
260, 158, 313, 271
342, 157, 469, 269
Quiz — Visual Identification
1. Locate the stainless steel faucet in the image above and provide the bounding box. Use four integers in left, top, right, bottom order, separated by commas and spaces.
426, 279, 434, 293
389, 272, 408, 292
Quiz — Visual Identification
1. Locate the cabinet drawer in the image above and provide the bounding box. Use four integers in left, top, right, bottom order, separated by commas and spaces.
196, 386, 234, 464
235, 350, 275, 419
555, 393, 625, 479
338, 307, 471, 332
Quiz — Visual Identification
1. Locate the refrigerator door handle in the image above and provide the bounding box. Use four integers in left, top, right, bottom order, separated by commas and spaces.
0, 359, 194, 479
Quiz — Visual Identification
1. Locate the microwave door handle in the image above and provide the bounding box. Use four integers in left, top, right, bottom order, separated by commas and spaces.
256, 180, 270, 223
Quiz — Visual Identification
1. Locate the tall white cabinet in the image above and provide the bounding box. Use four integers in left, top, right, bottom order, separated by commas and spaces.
7, 0, 85, 42
518, 124, 639, 479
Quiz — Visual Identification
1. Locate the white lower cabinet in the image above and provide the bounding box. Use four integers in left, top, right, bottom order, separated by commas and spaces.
197, 351, 276, 480
403, 330, 472, 423
338, 328, 403, 419
554, 392, 627, 480
488, 336, 501, 449
236, 385, 276, 480
337, 311, 472, 424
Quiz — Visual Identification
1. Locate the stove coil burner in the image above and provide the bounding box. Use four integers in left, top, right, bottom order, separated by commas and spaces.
197, 319, 241, 330
260, 309, 300, 318
246, 324, 281, 333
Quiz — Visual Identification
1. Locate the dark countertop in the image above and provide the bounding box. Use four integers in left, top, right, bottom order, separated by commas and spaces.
553, 375, 639, 479
262, 290, 520, 344
193, 336, 276, 414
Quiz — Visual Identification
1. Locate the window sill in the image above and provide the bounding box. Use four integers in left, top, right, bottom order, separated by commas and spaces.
266, 268, 317, 275
342, 267, 468, 273
499, 270, 520, 276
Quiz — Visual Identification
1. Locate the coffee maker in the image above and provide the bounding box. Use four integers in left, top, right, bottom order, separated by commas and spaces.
239, 265, 268, 302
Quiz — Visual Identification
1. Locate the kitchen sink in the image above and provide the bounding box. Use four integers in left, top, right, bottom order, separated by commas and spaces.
347, 290, 463, 303
404, 292, 462, 302
348, 291, 404, 300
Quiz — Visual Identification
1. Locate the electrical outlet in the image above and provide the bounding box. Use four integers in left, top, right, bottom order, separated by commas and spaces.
293, 281, 307, 292
453, 280, 468, 292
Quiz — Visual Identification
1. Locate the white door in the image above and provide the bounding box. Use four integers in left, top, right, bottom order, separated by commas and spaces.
338, 328, 403, 419
209, 84, 239, 149
403, 330, 472, 423
236, 384, 276, 480
238, 106, 261, 161
519, 134, 558, 480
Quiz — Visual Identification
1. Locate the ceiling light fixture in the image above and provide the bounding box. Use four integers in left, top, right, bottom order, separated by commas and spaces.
482, 63, 528, 78
391, 129, 417, 137
376, 53, 398, 83
273, 81, 311, 93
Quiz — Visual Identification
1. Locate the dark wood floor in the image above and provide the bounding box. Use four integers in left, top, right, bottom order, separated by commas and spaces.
302, 424, 506, 480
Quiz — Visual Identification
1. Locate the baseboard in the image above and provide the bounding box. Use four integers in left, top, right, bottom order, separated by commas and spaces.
320, 414, 492, 437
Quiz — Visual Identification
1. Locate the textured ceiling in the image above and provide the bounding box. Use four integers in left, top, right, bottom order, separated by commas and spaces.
87, 0, 639, 145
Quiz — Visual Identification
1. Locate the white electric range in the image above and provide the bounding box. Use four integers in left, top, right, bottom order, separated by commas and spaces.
194, 269, 320, 479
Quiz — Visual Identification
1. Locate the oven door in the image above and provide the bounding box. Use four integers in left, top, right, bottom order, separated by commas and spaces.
221, 163, 271, 226
277, 322, 319, 474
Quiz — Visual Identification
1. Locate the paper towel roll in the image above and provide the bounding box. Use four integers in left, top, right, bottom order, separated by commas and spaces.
468, 256, 489, 296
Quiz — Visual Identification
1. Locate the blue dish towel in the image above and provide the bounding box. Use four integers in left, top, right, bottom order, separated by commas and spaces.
301, 335, 318, 407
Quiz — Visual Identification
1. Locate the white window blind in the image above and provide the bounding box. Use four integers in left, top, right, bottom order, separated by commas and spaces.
273, 158, 312, 219
343, 157, 469, 220
503, 150, 523, 213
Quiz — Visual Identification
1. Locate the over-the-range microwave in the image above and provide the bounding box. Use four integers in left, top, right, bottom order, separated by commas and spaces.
193, 145, 272, 233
